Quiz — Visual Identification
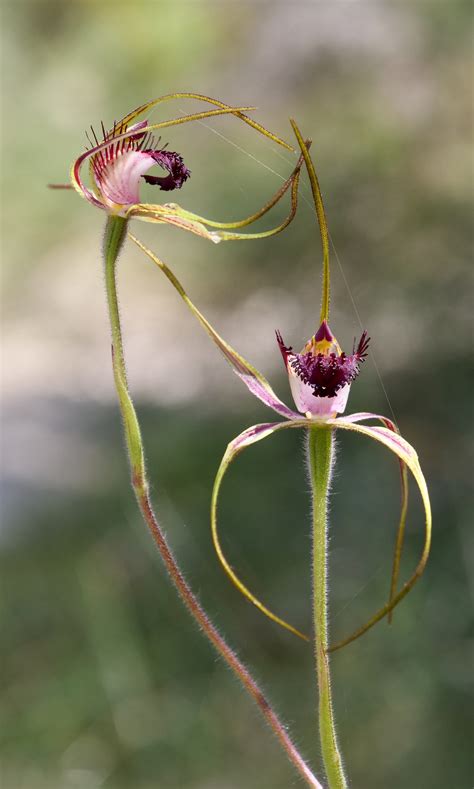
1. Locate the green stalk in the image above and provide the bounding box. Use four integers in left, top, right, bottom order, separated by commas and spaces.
308, 426, 347, 789
102, 216, 323, 789
103, 216, 146, 489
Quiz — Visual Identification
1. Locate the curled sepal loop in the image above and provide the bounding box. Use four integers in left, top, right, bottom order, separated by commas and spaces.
127, 143, 304, 242
326, 415, 431, 652
115, 92, 295, 152
211, 424, 310, 641
342, 413, 409, 624
165, 147, 305, 231
208, 416, 430, 650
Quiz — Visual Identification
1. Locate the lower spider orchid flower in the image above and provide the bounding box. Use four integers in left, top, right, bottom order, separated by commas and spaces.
51, 91, 306, 244
132, 236, 431, 650
131, 119, 431, 789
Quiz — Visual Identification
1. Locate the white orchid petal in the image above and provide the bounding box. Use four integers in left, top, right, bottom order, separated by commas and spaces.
100, 151, 156, 208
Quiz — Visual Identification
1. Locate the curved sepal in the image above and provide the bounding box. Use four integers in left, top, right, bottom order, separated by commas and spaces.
154, 148, 304, 242
326, 415, 431, 652
127, 158, 299, 243
129, 234, 299, 420
340, 412, 409, 624
290, 119, 330, 324
71, 106, 258, 206
211, 421, 311, 641
126, 205, 222, 243
115, 92, 294, 152
209, 414, 430, 652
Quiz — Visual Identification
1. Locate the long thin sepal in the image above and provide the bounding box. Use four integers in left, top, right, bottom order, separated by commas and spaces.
126, 205, 222, 243
211, 169, 300, 241
128, 234, 299, 420
388, 457, 409, 623
211, 430, 309, 641
137, 165, 298, 242
338, 412, 409, 624
326, 417, 431, 652
116, 92, 294, 152
158, 143, 308, 236
164, 149, 304, 230
290, 119, 330, 324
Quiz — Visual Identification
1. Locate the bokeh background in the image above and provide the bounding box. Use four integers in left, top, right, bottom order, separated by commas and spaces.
1, 2, 473, 788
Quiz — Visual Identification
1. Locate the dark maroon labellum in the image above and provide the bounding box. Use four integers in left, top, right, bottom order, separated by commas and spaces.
276, 329, 370, 399
142, 150, 191, 191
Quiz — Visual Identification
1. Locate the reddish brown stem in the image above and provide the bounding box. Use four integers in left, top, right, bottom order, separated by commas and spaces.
135, 486, 322, 789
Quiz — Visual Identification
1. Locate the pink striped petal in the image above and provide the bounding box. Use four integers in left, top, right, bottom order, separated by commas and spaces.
99, 150, 157, 210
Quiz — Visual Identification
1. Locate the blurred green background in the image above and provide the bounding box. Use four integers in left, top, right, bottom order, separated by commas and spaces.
1, 1, 473, 788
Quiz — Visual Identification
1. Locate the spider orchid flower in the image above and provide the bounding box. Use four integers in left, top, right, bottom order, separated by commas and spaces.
83, 118, 191, 212
276, 320, 370, 418
132, 231, 431, 649
54, 92, 306, 244
131, 123, 431, 786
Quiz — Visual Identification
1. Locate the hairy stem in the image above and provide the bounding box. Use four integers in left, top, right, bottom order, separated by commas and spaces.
103, 215, 323, 789
308, 426, 347, 789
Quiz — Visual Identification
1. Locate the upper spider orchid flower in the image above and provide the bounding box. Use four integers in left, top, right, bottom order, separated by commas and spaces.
53, 92, 305, 244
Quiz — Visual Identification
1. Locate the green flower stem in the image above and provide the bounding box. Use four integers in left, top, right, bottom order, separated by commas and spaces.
103, 216, 146, 488
308, 426, 347, 789
103, 215, 323, 789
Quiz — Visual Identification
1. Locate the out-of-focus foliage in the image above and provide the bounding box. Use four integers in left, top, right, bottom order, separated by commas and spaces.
1, 2, 472, 788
